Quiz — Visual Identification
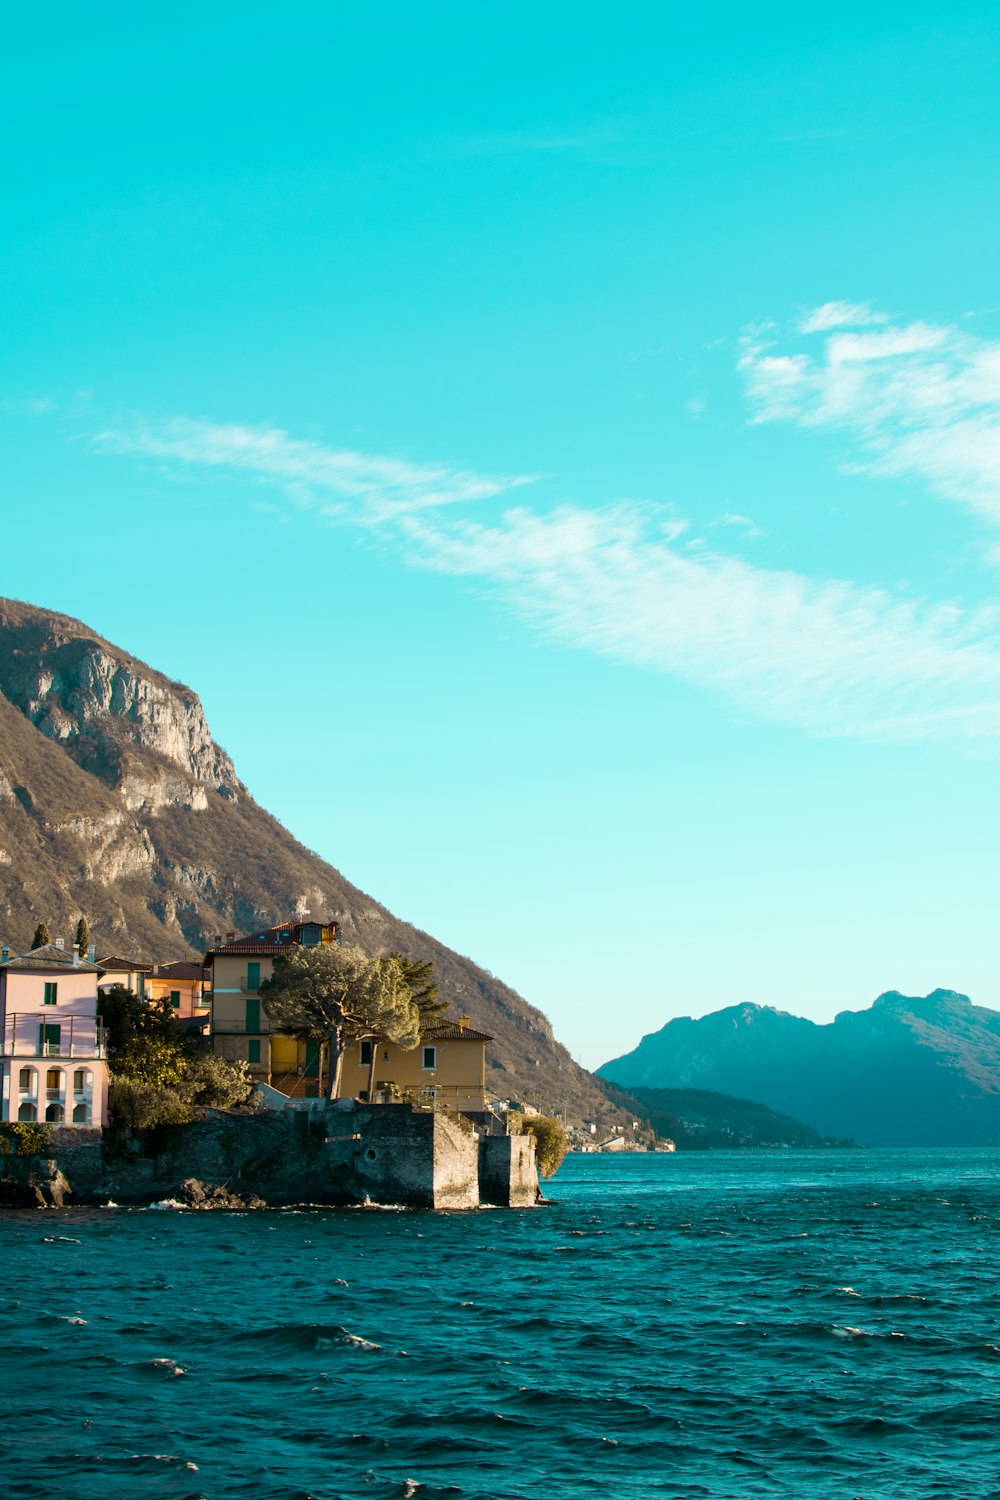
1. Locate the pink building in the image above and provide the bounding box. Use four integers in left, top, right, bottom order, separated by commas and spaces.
0, 943, 109, 1127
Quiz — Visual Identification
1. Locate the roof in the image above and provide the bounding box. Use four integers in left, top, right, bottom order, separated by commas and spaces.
3, 943, 104, 975
153, 961, 206, 981
205, 919, 341, 959
97, 954, 153, 974
425, 1021, 493, 1042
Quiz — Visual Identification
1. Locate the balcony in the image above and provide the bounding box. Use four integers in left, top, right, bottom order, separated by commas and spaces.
0, 1016, 107, 1060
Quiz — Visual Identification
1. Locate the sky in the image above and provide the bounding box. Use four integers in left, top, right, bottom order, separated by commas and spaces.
4, 2, 1000, 1067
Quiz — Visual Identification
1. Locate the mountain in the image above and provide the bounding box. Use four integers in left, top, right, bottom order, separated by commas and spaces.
600, 1082, 854, 1150
0, 598, 610, 1119
599, 991, 1000, 1146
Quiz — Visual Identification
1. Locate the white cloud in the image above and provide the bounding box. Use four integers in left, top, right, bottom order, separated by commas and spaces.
798, 301, 890, 334
742, 310, 1000, 521
92, 415, 534, 521
87, 403, 1000, 748
400, 503, 1000, 744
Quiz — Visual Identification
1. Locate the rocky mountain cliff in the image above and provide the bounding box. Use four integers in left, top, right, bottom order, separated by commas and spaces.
0, 598, 610, 1119
599, 991, 1000, 1145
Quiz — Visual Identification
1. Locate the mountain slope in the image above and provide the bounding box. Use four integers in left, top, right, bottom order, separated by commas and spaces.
0, 598, 609, 1119
599, 991, 1000, 1146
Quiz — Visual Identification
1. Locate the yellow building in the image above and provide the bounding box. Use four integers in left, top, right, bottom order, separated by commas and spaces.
205, 920, 491, 1111
146, 961, 209, 1020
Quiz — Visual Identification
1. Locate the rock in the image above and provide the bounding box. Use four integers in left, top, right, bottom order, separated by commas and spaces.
179, 1177, 267, 1210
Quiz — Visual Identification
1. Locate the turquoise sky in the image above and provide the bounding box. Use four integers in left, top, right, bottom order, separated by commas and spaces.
5, 4, 1000, 1066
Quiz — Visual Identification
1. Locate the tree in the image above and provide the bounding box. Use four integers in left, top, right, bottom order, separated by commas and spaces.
97, 985, 180, 1067
30, 923, 50, 950
524, 1115, 568, 1179
75, 917, 90, 959
259, 943, 421, 1100
389, 954, 447, 1034
180, 1053, 253, 1109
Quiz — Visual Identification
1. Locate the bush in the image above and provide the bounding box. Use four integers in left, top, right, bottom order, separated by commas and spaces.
0, 1122, 54, 1157
524, 1115, 568, 1178
179, 1054, 253, 1109
108, 1079, 195, 1131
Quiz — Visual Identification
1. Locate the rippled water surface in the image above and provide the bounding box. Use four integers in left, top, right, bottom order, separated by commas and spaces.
6, 1149, 1000, 1499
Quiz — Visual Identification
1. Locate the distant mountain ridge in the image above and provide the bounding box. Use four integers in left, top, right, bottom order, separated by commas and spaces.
0, 598, 610, 1119
599, 990, 1000, 1146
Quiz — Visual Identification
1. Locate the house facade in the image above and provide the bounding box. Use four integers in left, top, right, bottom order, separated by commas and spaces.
0, 943, 109, 1127
147, 961, 209, 1019
206, 920, 491, 1112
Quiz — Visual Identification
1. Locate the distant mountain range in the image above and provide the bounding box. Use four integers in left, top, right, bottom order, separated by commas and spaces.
0, 598, 611, 1120
599, 990, 1000, 1146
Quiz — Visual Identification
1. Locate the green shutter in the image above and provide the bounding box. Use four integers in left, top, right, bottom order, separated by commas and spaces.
304, 1041, 319, 1076
43, 982, 57, 1006
170, 990, 181, 1009
248, 1040, 261, 1064
245, 998, 260, 1032
246, 962, 261, 990
38, 1023, 61, 1051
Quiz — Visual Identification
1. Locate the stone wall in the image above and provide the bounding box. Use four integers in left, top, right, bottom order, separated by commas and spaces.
479, 1134, 538, 1207
0, 1104, 539, 1210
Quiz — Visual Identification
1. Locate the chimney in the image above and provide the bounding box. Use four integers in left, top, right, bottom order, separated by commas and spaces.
87, 944, 96, 962
214, 934, 222, 947
54, 937, 65, 950
1, 947, 7, 964
226, 931, 235, 942
457, 1015, 469, 1032
72, 944, 80, 965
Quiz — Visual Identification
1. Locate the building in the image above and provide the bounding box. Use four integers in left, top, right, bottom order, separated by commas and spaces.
0, 942, 109, 1127
207, 920, 343, 1097
146, 961, 209, 1020
96, 954, 152, 998
339, 1016, 492, 1114
205, 920, 492, 1112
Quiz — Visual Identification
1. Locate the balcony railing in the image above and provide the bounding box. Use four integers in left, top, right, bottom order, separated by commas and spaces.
0, 1015, 107, 1060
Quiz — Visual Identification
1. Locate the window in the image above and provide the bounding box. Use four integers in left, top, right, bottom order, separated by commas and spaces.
74, 1069, 91, 1094
246, 962, 261, 990
17, 1102, 36, 1122
18, 1067, 34, 1093
45, 1102, 64, 1123
359, 1041, 373, 1066
245, 998, 260, 1032
38, 1024, 61, 1055
422, 1046, 437, 1071
170, 990, 181, 1009
46, 1068, 63, 1095
43, 982, 57, 1006
247, 1040, 261, 1064
72, 1102, 90, 1124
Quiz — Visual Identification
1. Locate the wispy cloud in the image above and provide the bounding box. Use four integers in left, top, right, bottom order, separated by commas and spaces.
798, 301, 889, 334
399, 504, 1000, 744
85, 399, 1000, 748
742, 307, 1000, 522
92, 415, 535, 521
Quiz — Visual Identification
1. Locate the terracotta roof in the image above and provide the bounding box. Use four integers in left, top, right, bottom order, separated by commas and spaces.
425, 1021, 493, 1042
3, 943, 104, 974
205, 919, 341, 959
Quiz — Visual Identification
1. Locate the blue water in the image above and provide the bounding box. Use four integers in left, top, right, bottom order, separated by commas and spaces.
5, 1149, 1000, 1500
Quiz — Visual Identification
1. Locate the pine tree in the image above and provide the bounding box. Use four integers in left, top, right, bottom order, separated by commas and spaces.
75, 916, 90, 959
390, 955, 447, 1034
30, 922, 50, 950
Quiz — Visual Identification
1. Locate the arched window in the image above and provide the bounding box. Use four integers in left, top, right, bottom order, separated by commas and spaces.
72, 1102, 90, 1124
73, 1069, 92, 1094
46, 1069, 63, 1096
18, 1067, 35, 1094
45, 1102, 64, 1123
17, 1101, 37, 1122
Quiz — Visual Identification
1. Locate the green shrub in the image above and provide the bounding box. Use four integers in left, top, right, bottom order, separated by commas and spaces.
524, 1115, 568, 1178
179, 1054, 253, 1109
108, 1079, 195, 1131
